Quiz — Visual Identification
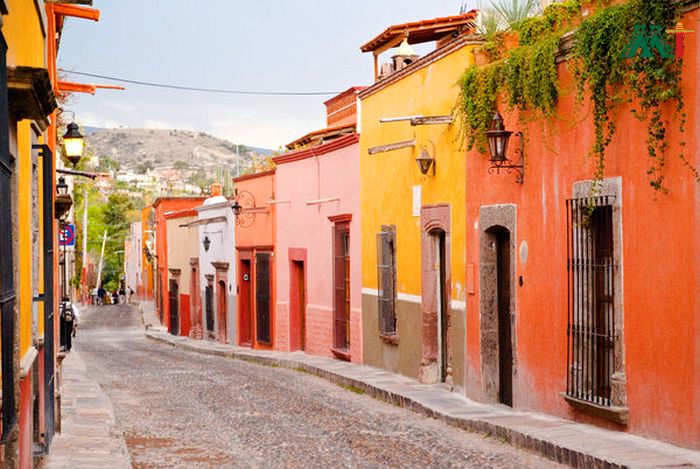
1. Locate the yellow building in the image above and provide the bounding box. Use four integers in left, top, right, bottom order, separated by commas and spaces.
359, 12, 479, 390
1, 1, 99, 466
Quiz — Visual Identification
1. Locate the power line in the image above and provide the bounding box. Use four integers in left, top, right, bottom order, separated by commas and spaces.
58, 69, 341, 96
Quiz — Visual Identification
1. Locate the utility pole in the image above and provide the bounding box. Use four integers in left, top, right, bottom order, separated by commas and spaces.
96, 230, 107, 289
235, 144, 239, 177
81, 189, 88, 302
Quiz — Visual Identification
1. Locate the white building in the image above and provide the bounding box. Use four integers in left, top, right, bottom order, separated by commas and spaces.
124, 222, 143, 298
195, 184, 236, 343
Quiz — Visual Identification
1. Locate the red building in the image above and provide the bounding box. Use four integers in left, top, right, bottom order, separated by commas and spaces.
462, 5, 700, 449
233, 170, 276, 349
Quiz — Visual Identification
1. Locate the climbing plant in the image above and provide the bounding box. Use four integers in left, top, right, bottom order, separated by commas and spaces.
456, 0, 697, 192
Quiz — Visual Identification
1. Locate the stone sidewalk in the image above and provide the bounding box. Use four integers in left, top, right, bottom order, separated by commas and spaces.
140, 303, 700, 469
39, 350, 131, 468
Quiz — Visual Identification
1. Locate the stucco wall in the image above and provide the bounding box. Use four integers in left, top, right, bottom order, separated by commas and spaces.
359, 43, 475, 380
197, 201, 237, 344
274, 139, 362, 361
166, 215, 197, 294
463, 7, 699, 448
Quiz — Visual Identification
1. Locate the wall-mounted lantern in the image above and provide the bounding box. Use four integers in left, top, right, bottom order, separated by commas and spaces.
56, 176, 68, 195
203, 235, 211, 252
416, 140, 435, 176
62, 121, 85, 167
484, 111, 524, 183
55, 175, 73, 219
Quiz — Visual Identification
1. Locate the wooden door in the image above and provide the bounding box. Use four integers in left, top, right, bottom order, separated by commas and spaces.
205, 284, 214, 336
239, 259, 252, 346
290, 260, 306, 351
217, 280, 227, 343
255, 253, 271, 344
168, 279, 179, 335
333, 224, 350, 350
436, 232, 448, 383
496, 229, 513, 406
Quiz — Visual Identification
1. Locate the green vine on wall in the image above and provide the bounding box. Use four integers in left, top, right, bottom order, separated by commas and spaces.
456, 0, 697, 192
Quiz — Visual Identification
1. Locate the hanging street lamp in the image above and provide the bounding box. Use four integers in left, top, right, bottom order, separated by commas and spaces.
62, 121, 85, 167
203, 235, 211, 252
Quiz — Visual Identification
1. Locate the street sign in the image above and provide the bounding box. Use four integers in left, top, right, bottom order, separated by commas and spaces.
59, 224, 76, 246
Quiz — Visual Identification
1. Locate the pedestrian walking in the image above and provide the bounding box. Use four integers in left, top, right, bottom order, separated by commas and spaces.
97, 285, 106, 305
60, 298, 79, 351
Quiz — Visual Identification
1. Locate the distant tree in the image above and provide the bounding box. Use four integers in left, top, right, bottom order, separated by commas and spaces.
96, 155, 120, 172
173, 160, 190, 170
136, 160, 154, 174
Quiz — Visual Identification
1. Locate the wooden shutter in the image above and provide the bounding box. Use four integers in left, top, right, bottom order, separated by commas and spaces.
376, 225, 396, 334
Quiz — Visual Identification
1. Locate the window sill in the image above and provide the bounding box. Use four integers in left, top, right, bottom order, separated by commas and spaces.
561, 393, 628, 425
331, 347, 351, 361
379, 332, 399, 346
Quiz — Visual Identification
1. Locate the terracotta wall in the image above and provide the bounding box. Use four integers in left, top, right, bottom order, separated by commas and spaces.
464, 8, 699, 448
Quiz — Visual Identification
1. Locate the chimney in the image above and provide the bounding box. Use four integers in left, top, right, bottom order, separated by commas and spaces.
391, 39, 419, 72
324, 87, 364, 127
209, 182, 222, 197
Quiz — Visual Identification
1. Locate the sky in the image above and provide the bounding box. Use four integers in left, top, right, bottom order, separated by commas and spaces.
58, 0, 482, 150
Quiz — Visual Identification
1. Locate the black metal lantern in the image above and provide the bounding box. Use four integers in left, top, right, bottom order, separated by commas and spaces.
483, 110, 524, 183
485, 111, 512, 163
231, 199, 242, 217
56, 176, 68, 195
416, 149, 434, 175
203, 235, 211, 252
62, 122, 84, 166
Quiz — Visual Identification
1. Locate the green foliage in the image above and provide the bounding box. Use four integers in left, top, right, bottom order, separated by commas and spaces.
455, 34, 559, 150
478, 8, 504, 39
96, 155, 120, 172
135, 160, 154, 174
519, 0, 581, 45
491, 0, 540, 30
173, 160, 190, 170
457, 0, 695, 192
572, 0, 691, 191
455, 63, 503, 151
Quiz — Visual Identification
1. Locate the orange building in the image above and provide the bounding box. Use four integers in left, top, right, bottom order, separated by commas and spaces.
151, 197, 206, 331
233, 170, 276, 349
461, 4, 699, 449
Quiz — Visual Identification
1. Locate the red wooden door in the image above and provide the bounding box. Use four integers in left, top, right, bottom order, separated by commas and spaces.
238, 259, 252, 346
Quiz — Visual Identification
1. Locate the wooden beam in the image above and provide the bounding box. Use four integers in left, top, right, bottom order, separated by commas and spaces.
53, 3, 99, 21
368, 139, 415, 155
410, 115, 453, 126
372, 32, 408, 57
46, 0, 93, 4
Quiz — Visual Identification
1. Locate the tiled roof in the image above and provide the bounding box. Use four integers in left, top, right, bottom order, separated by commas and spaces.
360, 11, 478, 53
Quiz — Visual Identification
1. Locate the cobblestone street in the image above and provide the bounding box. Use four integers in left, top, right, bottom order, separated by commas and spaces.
74, 304, 561, 468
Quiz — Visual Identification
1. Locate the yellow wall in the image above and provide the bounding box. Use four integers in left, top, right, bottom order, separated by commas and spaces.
360, 44, 475, 301
17, 122, 32, 357
4, 0, 46, 68
4, 0, 47, 358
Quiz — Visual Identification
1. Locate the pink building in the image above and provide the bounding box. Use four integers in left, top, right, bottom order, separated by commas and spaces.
273, 88, 363, 362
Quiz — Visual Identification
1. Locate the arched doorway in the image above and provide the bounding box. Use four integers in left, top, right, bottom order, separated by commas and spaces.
419, 204, 452, 385
479, 204, 517, 407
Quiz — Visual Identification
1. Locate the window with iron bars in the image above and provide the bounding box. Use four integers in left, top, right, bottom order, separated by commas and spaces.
566, 196, 616, 407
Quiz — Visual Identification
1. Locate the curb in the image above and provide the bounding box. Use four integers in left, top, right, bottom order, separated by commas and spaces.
144, 331, 619, 468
